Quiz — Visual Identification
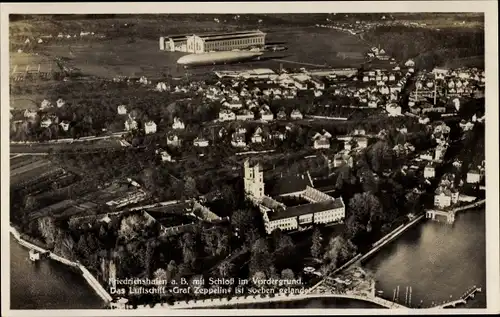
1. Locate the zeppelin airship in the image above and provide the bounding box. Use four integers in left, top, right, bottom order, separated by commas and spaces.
177, 51, 263, 67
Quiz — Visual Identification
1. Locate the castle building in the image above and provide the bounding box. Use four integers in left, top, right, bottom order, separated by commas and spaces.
243, 160, 345, 234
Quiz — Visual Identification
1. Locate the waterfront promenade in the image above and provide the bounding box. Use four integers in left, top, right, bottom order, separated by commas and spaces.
307, 214, 425, 295
131, 292, 408, 310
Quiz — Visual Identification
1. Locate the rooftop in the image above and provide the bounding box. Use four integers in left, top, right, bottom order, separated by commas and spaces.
267, 175, 313, 197
268, 198, 344, 221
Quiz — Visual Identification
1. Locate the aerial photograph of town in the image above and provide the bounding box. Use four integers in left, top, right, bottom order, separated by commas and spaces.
5, 7, 493, 313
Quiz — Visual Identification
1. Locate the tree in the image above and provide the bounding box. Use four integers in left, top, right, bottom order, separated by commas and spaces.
368, 140, 394, 173
281, 268, 295, 280
76, 235, 91, 260
154, 268, 169, 284
275, 234, 295, 258
323, 236, 357, 272
346, 192, 383, 239
53, 229, 76, 260
215, 230, 230, 256
38, 216, 56, 246
217, 260, 234, 278
118, 214, 142, 242
252, 271, 266, 286
179, 232, 196, 267
183, 176, 198, 199
201, 229, 218, 256
249, 238, 273, 276
231, 208, 254, 230
311, 228, 323, 259
166, 260, 178, 281
24, 195, 39, 210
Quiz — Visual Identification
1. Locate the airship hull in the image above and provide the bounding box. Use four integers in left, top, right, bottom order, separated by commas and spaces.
177, 51, 264, 66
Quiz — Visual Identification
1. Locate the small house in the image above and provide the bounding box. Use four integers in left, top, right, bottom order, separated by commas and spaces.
125, 118, 138, 131
117, 105, 128, 115
290, 109, 303, 120
172, 117, 185, 130
193, 137, 209, 147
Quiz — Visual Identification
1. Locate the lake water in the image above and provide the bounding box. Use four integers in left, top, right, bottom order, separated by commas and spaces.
10, 236, 105, 309
10, 208, 486, 309
363, 208, 486, 308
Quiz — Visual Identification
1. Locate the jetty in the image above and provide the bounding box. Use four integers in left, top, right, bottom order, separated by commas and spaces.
426, 199, 485, 225
431, 286, 482, 309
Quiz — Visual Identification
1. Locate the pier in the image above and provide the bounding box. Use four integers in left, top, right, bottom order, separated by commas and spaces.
426, 199, 485, 225
431, 286, 482, 309
426, 209, 455, 224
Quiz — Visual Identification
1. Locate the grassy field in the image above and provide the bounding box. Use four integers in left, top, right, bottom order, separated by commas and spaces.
28, 25, 369, 79
9, 14, 372, 80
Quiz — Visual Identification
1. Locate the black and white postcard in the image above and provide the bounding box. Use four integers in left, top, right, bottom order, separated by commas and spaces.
1, 1, 498, 316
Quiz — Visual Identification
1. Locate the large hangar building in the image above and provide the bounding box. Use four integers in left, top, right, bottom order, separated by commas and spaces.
160, 30, 266, 53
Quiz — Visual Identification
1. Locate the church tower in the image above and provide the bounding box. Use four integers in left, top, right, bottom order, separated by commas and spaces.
243, 159, 264, 199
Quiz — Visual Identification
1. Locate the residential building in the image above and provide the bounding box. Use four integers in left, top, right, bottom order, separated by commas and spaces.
193, 137, 209, 147
219, 109, 236, 121
386, 103, 402, 116
222, 97, 243, 109
144, 121, 157, 135
333, 150, 353, 168
434, 187, 452, 208
56, 98, 66, 108
313, 137, 330, 149
59, 121, 70, 132
40, 117, 52, 128
420, 151, 434, 161
40, 99, 53, 110
158, 150, 173, 162
405, 59, 415, 67
117, 105, 128, 115
260, 109, 274, 121
352, 129, 366, 136
231, 133, 247, 148
251, 127, 264, 144
125, 118, 138, 131
354, 137, 368, 149
236, 109, 254, 121
424, 164, 435, 179
166, 133, 181, 147
172, 117, 185, 130
218, 127, 228, 138
290, 109, 303, 120
466, 170, 481, 183
277, 110, 287, 120
24, 109, 38, 120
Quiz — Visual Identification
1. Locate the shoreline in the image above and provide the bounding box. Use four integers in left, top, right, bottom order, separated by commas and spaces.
9, 226, 112, 305
10, 201, 485, 310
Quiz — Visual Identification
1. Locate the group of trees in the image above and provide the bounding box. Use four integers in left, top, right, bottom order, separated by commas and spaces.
248, 231, 298, 288
364, 25, 484, 69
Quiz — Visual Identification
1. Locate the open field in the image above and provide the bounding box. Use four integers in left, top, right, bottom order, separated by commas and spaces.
264, 26, 369, 67
9, 52, 58, 74
30, 26, 369, 79
441, 55, 484, 69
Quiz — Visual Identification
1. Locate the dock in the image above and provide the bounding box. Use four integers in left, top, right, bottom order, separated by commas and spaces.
431, 286, 482, 309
